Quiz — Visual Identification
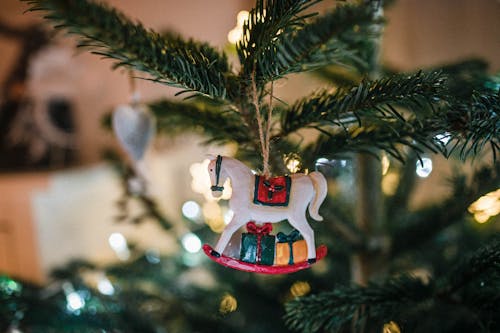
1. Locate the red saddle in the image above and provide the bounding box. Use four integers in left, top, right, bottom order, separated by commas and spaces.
253, 175, 291, 206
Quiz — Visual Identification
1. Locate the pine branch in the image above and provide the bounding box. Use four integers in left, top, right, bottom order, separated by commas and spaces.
438, 238, 500, 299
147, 99, 252, 145
284, 275, 432, 333
432, 239, 500, 330
292, 116, 441, 167
285, 240, 500, 333
390, 162, 500, 256
281, 71, 446, 136
23, 0, 232, 99
282, 74, 498, 163
445, 92, 500, 160
237, 0, 320, 84
0, 276, 158, 332
252, 3, 379, 83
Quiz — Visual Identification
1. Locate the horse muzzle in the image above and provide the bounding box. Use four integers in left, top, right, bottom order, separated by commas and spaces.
211, 185, 224, 192
211, 185, 224, 197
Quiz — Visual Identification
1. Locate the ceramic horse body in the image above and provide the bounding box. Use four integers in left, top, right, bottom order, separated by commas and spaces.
208, 155, 327, 262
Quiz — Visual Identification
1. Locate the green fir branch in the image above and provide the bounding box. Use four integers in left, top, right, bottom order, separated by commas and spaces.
438, 238, 500, 299
237, 0, 320, 83
282, 72, 498, 162
148, 99, 252, 145
281, 71, 446, 136
0, 275, 158, 332
256, 3, 379, 82
294, 116, 445, 166
285, 239, 500, 333
390, 162, 500, 257
284, 275, 432, 333
23, 0, 232, 99
445, 92, 500, 160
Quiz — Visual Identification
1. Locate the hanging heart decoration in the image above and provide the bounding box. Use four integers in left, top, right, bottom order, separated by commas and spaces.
112, 104, 156, 162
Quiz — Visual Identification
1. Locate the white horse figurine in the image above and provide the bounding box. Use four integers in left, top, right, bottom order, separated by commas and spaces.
207, 155, 328, 263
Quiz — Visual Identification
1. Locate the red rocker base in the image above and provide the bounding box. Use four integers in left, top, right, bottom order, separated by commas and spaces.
203, 244, 327, 274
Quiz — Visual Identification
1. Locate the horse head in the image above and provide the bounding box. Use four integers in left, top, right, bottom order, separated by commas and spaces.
207, 155, 228, 198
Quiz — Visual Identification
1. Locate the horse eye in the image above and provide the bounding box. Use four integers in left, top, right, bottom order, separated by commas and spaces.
210, 169, 213, 172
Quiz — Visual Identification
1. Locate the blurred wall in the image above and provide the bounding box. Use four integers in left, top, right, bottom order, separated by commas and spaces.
384, 0, 500, 70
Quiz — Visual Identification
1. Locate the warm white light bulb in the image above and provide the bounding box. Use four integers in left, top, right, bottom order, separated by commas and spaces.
468, 188, 500, 224
227, 27, 243, 44
182, 233, 202, 253
236, 10, 250, 26
286, 158, 301, 173
381, 154, 390, 175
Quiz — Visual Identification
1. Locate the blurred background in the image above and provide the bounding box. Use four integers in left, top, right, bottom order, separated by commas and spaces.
0, 0, 498, 295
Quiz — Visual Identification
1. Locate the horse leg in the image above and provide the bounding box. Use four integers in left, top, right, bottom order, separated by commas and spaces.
213, 215, 245, 257
288, 215, 317, 263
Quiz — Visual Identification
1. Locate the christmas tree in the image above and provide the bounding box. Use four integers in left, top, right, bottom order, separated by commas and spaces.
1, 0, 499, 332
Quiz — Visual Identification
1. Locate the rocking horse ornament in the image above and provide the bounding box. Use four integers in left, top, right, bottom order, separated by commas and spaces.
203, 155, 328, 274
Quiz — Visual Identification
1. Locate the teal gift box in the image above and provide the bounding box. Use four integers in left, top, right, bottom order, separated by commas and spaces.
240, 222, 275, 266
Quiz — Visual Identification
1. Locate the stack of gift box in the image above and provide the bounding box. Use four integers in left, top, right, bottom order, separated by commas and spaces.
240, 222, 308, 266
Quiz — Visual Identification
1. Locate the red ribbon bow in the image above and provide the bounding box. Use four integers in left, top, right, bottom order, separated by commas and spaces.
246, 221, 272, 235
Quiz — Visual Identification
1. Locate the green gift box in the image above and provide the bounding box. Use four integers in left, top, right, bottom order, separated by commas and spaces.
240, 222, 275, 266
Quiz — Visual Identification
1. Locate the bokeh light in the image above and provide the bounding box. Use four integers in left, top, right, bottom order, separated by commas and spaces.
219, 293, 237, 314
108, 232, 130, 260
63, 282, 85, 312
415, 157, 432, 178
182, 200, 201, 219
290, 281, 311, 297
97, 275, 115, 296
381, 153, 390, 175
468, 188, 500, 223
181, 233, 202, 253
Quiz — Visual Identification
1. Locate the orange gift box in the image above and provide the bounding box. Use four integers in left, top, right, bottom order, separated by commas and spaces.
275, 239, 308, 266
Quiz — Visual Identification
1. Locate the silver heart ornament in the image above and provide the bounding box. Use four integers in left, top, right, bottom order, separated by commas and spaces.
112, 104, 156, 161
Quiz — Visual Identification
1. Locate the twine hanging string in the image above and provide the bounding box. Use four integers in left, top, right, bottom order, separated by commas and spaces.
251, 68, 273, 177
266, 80, 274, 164
128, 70, 139, 105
